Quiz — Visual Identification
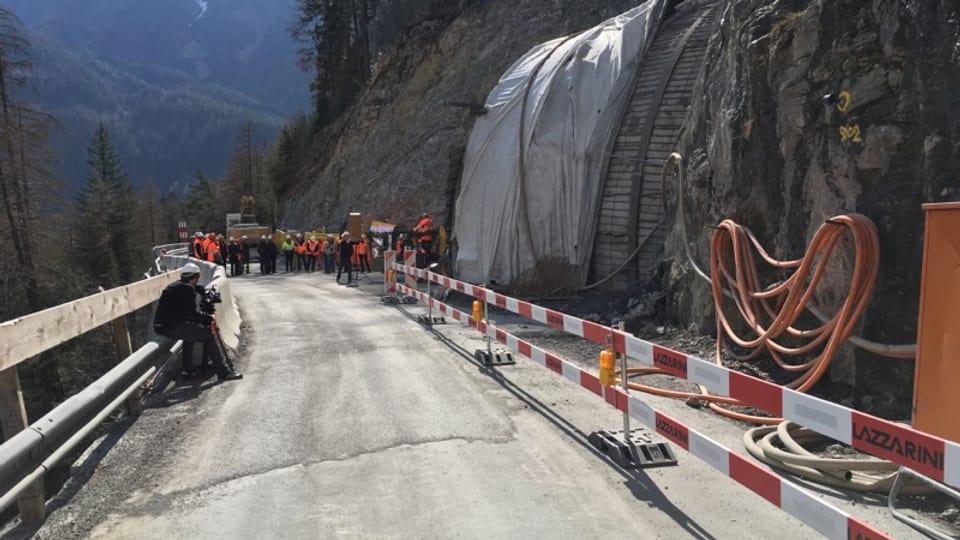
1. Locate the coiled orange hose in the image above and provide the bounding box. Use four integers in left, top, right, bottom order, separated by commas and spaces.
618, 213, 885, 424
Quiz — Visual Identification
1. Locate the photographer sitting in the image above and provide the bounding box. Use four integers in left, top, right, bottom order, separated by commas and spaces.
153, 263, 243, 382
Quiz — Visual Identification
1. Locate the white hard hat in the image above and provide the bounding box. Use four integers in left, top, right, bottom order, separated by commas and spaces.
194, 232, 203, 238
242, 235, 248, 239
342, 231, 350, 237
180, 262, 201, 277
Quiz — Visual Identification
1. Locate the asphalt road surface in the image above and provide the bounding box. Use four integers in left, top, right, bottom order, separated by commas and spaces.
13, 272, 916, 539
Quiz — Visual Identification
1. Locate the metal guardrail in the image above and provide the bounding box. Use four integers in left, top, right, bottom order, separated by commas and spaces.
0, 338, 180, 514
0, 244, 241, 527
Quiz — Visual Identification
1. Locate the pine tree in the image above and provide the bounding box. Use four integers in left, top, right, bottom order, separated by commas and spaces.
293, 0, 380, 127
0, 8, 67, 415
222, 120, 256, 213
75, 123, 138, 287
0, 8, 44, 312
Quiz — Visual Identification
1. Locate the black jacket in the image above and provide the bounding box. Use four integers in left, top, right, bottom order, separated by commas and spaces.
153, 279, 211, 333
338, 240, 356, 261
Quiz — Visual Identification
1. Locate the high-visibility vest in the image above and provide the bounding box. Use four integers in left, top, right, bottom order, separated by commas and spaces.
357, 240, 369, 256
415, 217, 434, 243
295, 242, 306, 255
306, 241, 320, 256
193, 239, 204, 258
204, 238, 220, 262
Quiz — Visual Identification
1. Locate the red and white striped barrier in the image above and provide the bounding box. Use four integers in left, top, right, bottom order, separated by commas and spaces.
395, 263, 960, 492
396, 283, 892, 540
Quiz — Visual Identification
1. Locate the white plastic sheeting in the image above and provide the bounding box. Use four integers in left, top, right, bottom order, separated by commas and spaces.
454, 2, 665, 286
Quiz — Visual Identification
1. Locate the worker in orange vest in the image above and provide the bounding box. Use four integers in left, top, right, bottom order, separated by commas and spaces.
413, 213, 435, 265
293, 234, 306, 272
203, 233, 222, 265
305, 236, 321, 273
356, 234, 372, 273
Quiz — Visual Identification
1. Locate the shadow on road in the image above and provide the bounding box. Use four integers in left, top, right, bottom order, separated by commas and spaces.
396, 305, 719, 540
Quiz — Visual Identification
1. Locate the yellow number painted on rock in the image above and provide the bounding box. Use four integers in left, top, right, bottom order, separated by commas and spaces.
837, 90, 852, 113
839, 125, 863, 143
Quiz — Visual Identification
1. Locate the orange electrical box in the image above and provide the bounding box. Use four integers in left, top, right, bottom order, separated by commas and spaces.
913, 202, 960, 443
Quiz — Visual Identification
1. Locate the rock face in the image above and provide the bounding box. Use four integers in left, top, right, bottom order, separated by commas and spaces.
281, 0, 639, 231
669, 0, 960, 409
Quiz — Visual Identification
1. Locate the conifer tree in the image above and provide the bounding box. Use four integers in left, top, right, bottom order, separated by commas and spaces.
0, 8, 66, 413
75, 123, 138, 287
0, 8, 45, 313
293, 0, 379, 127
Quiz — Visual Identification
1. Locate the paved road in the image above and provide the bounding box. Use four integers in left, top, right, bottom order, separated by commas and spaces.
17, 272, 838, 539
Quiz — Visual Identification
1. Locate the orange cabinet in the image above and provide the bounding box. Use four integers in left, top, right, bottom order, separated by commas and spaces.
913, 202, 960, 442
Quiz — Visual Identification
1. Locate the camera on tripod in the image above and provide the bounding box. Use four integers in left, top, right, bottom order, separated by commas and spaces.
196, 284, 222, 315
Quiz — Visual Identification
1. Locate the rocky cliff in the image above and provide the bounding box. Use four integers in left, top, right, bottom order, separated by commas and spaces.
669, 0, 960, 409
282, 0, 959, 411
281, 0, 639, 230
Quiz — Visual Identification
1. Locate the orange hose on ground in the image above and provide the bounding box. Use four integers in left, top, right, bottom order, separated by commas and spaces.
618, 213, 896, 425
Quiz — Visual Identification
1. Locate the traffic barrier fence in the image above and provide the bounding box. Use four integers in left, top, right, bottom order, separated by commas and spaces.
395, 262, 960, 492
396, 281, 891, 540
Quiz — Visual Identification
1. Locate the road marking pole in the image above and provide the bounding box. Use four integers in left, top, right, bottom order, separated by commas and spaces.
618, 322, 630, 438
427, 270, 433, 327
484, 287, 492, 361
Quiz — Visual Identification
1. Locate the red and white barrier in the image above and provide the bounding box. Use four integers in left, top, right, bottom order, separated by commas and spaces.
395, 263, 960, 492
396, 282, 891, 540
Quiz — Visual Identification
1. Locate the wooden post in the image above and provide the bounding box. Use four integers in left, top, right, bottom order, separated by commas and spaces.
112, 316, 142, 417
0, 367, 46, 525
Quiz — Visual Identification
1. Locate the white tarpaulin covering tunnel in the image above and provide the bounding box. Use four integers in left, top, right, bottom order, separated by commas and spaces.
454, 1, 666, 288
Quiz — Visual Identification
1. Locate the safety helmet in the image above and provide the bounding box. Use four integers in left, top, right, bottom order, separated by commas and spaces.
242, 235, 248, 240
180, 262, 201, 277
194, 232, 203, 238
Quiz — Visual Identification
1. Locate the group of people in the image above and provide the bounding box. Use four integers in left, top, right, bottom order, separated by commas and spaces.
275, 233, 371, 276
190, 232, 254, 277
189, 230, 375, 284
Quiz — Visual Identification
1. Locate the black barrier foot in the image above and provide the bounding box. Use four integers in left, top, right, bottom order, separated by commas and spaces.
381, 296, 400, 305
402, 296, 418, 304
474, 349, 516, 367
587, 429, 677, 468
416, 315, 447, 326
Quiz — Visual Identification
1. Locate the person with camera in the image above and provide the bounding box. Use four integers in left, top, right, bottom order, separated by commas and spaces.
153, 263, 243, 382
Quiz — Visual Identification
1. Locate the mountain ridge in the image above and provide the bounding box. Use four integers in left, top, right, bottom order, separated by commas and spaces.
5, 0, 309, 188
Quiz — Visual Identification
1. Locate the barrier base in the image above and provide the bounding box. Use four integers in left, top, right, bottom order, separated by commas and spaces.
401, 296, 418, 304
587, 429, 677, 468
417, 315, 447, 325
381, 296, 400, 305
475, 349, 515, 367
